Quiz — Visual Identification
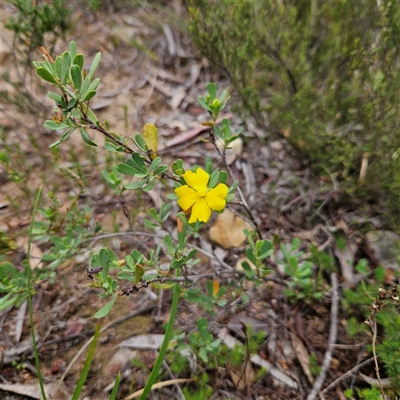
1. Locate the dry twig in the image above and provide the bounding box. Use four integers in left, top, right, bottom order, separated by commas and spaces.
306, 273, 339, 400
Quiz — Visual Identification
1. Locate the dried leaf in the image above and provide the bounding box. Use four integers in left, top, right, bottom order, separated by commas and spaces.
142, 123, 158, 160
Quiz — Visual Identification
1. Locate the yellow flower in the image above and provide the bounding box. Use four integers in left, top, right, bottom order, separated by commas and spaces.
174, 167, 228, 223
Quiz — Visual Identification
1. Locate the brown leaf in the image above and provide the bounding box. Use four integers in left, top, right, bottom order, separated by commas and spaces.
290, 331, 314, 385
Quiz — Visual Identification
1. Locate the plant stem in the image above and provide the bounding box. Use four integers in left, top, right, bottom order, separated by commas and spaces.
138, 283, 180, 400
26, 186, 46, 400
371, 315, 385, 397
209, 126, 262, 240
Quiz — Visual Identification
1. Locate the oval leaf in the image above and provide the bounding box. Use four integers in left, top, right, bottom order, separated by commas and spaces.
142, 123, 158, 160
71, 64, 82, 91
95, 298, 115, 318
73, 54, 84, 70
80, 127, 98, 146
81, 90, 96, 102
88, 52, 101, 79
36, 67, 58, 84
134, 264, 145, 284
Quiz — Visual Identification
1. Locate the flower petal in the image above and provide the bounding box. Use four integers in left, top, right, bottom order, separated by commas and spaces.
175, 185, 200, 211
189, 198, 212, 223
184, 167, 209, 189
205, 183, 228, 210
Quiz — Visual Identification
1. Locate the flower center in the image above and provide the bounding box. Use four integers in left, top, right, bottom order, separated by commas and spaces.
194, 185, 207, 197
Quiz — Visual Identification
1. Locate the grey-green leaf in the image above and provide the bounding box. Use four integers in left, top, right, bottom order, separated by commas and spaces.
80, 127, 98, 146
61, 52, 71, 85
47, 91, 62, 102
44, 120, 70, 130
71, 64, 82, 92
73, 54, 84, 70
81, 90, 96, 102
69, 41, 77, 60
36, 67, 58, 84
95, 298, 115, 318
88, 52, 101, 79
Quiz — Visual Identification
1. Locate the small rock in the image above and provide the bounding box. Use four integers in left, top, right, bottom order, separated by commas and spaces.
216, 137, 243, 165
209, 209, 252, 249
366, 230, 400, 271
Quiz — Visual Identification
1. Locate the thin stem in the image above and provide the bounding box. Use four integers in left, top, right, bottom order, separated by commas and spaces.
371, 315, 385, 397
82, 231, 234, 271
138, 283, 180, 400
209, 126, 262, 240
80, 116, 135, 154
26, 186, 46, 400
79, 115, 180, 183
321, 357, 374, 395
306, 273, 339, 400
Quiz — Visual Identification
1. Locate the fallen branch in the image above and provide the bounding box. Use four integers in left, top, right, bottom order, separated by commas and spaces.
321, 357, 374, 395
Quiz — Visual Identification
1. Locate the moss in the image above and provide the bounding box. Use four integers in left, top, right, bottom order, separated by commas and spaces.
185, 0, 400, 231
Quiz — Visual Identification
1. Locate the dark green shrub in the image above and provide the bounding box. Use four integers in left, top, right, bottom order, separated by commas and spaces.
184, 0, 400, 230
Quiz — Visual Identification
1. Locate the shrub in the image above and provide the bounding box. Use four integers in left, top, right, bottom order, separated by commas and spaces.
184, 0, 400, 231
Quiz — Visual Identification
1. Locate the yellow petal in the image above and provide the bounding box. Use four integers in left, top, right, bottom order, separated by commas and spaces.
205, 183, 229, 210
184, 167, 209, 189
189, 198, 212, 223
175, 185, 200, 211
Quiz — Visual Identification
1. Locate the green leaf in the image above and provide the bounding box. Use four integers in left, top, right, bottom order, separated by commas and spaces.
55, 55, 63, 78
94, 297, 115, 318
171, 159, 184, 175
198, 97, 211, 111
104, 142, 125, 152
81, 90, 96, 102
218, 170, 228, 184
154, 165, 168, 175
73, 54, 84, 70
80, 76, 91, 96
148, 157, 161, 172
69, 41, 77, 60
198, 347, 208, 362
142, 179, 156, 192
135, 264, 145, 284
176, 212, 187, 250
61, 51, 71, 85
109, 371, 120, 400
130, 153, 146, 169
207, 83, 217, 100
44, 120, 70, 130
257, 239, 272, 258
163, 234, 174, 253
117, 156, 147, 175
88, 52, 101, 79
225, 193, 235, 202
117, 164, 141, 176
208, 171, 219, 188
70, 64, 82, 91
99, 248, 111, 276
47, 91, 62, 102
124, 180, 147, 190
0, 292, 16, 310
36, 67, 58, 84
87, 77, 100, 92
228, 179, 239, 193
245, 248, 257, 265
80, 127, 98, 146
132, 133, 148, 153
219, 90, 228, 104
85, 107, 99, 125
